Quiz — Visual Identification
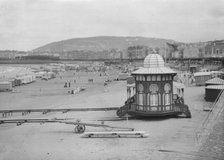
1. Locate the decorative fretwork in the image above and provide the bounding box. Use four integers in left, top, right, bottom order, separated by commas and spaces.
137, 83, 144, 92
164, 83, 171, 93
149, 84, 159, 93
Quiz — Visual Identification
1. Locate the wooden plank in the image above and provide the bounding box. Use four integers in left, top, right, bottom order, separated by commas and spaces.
83, 131, 146, 134
81, 131, 149, 138
203, 107, 212, 112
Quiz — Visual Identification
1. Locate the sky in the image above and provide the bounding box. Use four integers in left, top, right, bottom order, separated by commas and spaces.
0, 0, 224, 51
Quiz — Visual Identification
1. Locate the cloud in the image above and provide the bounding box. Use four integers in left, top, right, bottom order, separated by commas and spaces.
0, 0, 224, 50
210, 7, 224, 18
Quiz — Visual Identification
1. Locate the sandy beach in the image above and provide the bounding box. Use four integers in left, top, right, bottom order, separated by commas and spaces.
0, 68, 223, 160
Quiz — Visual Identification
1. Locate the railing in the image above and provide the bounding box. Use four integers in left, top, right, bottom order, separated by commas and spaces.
195, 89, 224, 145
133, 104, 174, 112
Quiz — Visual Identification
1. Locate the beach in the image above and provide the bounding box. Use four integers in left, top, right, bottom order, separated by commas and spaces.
0, 66, 223, 160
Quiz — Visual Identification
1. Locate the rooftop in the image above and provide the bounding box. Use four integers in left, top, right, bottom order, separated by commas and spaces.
194, 72, 211, 76
132, 53, 176, 75
205, 77, 224, 85
143, 54, 164, 68
132, 67, 176, 75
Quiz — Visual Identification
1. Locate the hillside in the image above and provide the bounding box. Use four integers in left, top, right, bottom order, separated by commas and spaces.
33, 36, 176, 52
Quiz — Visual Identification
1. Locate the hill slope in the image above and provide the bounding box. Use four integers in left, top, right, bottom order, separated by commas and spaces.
33, 36, 176, 52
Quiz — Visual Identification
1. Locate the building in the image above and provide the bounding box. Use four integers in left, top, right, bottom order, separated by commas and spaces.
194, 72, 212, 86
127, 45, 148, 60
205, 85, 224, 102
204, 40, 224, 57
117, 53, 191, 118
205, 77, 224, 86
0, 81, 12, 91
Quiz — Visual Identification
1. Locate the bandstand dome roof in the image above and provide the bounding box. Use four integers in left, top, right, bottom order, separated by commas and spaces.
132, 54, 176, 75
144, 54, 165, 68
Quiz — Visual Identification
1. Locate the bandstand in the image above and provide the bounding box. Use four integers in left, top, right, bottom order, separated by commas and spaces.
117, 54, 191, 118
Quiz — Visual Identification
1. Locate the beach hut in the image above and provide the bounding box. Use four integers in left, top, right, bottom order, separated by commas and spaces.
205, 85, 224, 102
35, 71, 46, 78
42, 72, 56, 80
189, 65, 198, 73
8, 79, 16, 87
205, 77, 224, 86
21, 75, 35, 84
14, 78, 22, 86
194, 72, 212, 86
0, 81, 12, 91
116, 53, 191, 118
16, 75, 36, 85
210, 71, 224, 79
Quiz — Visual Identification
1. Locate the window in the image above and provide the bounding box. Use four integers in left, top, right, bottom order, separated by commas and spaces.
147, 75, 151, 81
157, 75, 161, 81
152, 75, 156, 81
139, 76, 142, 81
149, 84, 159, 106
147, 93, 161, 106
158, 94, 161, 105
147, 93, 150, 105
216, 49, 219, 54
137, 83, 144, 106
164, 83, 171, 105
165, 94, 170, 105
138, 94, 144, 105
166, 75, 169, 80
150, 94, 158, 106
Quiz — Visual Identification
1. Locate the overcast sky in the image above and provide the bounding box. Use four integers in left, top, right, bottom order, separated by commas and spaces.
0, 0, 224, 51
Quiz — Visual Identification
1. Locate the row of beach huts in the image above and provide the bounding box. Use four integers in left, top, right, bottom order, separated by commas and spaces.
0, 74, 36, 91
0, 62, 109, 92
0, 72, 57, 92
193, 70, 224, 102
0, 65, 60, 92
194, 70, 224, 86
